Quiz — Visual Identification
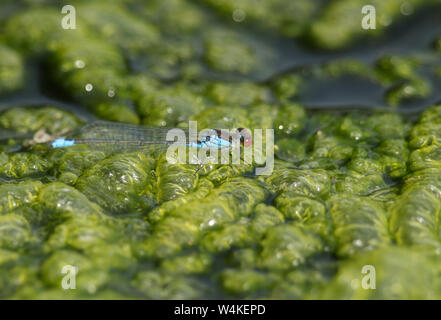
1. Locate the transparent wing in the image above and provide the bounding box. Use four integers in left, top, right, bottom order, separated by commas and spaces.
76, 120, 187, 143
0, 129, 34, 141
66, 121, 218, 154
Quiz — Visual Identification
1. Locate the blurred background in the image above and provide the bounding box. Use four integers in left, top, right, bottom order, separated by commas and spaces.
0, 0, 440, 123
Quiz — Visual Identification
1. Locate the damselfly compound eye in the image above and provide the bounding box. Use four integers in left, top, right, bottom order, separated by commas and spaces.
238, 128, 252, 147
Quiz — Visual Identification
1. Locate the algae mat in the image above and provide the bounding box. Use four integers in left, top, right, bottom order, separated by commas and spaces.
0, 0, 441, 299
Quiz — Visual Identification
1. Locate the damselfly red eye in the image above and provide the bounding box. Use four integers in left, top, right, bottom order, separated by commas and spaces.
243, 136, 252, 147
238, 128, 252, 147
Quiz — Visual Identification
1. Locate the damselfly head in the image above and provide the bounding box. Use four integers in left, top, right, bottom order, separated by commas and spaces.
238, 128, 252, 147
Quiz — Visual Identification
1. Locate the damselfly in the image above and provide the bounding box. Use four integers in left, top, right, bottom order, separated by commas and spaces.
50, 120, 252, 154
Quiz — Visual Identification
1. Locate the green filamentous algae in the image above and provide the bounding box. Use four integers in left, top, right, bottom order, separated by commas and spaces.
0, 0, 441, 299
